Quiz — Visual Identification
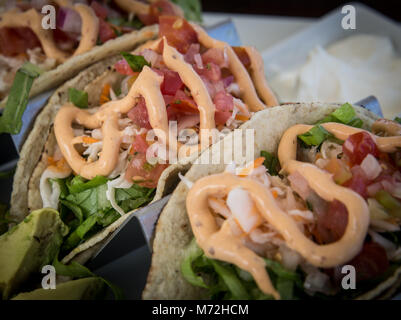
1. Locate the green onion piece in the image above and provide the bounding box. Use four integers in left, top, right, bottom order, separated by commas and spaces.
317, 102, 363, 128
68, 88, 88, 109
298, 125, 333, 146
375, 190, 401, 218
331, 103, 356, 123
121, 52, 150, 72
0, 62, 42, 134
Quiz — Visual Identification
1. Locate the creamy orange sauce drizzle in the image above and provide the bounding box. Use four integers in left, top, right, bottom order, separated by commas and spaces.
55, 66, 167, 179
192, 23, 270, 111
243, 46, 278, 107
114, 0, 151, 16
162, 38, 216, 132
186, 122, 401, 299
54, 26, 273, 178
0, 3, 99, 63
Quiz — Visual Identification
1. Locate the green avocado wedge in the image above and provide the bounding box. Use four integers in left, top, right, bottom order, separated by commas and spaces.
11, 277, 105, 300
0, 208, 68, 299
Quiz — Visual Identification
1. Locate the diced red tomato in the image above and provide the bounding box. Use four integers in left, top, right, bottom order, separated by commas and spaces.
114, 59, 137, 75
98, 19, 116, 43
343, 131, 380, 166
160, 69, 184, 95
91, 1, 108, 20
168, 89, 198, 114
138, 0, 180, 26
197, 62, 221, 82
130, 134, 149, 154
314, 200, 348, 244
232, 46, 251, 70
213, 91, 234, 113
202, 48, 228, 68
215, 111, 231, 125
125, 152, 168, 188
0, 27, 40, 56
343, 165, 369, 198
127, 97, 151, 129
159, 16, 198, 54
333, 242, 389, 284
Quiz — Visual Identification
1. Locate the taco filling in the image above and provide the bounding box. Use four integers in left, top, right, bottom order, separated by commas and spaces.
38, 16, 277, 255
181, 104, 401, 299
0, 0, 188, 99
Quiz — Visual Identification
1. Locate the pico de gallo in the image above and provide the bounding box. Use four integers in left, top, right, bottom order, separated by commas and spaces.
0, 0, 198, 99
181, 103, 401, 300
39, 16, 277, 255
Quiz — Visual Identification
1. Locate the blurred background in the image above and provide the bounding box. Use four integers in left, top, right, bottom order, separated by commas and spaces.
202, 0, 401, 22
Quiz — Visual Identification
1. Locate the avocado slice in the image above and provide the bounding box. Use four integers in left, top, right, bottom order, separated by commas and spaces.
0, 208, 68, 299
11, 277, 105, 300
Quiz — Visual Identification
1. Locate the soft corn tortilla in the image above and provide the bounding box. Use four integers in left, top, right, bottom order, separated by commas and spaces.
0, 25, 158, 109
143, 102, 401, 300
10, 41, 190, 265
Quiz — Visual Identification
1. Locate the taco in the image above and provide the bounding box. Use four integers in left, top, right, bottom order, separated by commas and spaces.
10, 15, 278, 265
143, 102, 401, 300
0, 0, 199, 103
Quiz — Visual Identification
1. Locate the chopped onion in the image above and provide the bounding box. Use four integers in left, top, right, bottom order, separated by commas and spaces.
227, 83, 241, 96
194, 53, 203, 69
140, 49, 160, 67
279, 245, 302, 271
303, 269, 332, 295
361, 154, 382, 180
57, 7, 82, 34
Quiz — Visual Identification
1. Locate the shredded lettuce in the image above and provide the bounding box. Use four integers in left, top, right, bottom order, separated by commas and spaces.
395, 117, 401, 124
172, 0, 203, 22
56, 175, 154, 251
260, 151, 280, 176
53, 254, 124, 300
121, 52, 151, 72
68, 88, 88, 109
181, 239, 303, 300
0, 62, 42, 134
317, 103, 363, 127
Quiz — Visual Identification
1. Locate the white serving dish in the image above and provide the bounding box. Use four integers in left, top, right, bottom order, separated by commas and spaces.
262, 2, 401, 78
